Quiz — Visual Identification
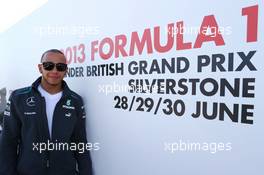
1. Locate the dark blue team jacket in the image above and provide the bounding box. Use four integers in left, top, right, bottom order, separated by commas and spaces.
0, 77, 93, 175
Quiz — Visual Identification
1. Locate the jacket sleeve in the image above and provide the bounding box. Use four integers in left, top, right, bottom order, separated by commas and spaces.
0, 93, 20, 175
73, 98, 93, 175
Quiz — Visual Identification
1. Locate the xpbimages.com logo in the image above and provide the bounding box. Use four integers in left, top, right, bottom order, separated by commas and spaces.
32, 140, 100, 153
164, 140, 232, 154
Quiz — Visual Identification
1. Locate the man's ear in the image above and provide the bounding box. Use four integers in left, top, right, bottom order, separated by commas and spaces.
38, 64, 43, 74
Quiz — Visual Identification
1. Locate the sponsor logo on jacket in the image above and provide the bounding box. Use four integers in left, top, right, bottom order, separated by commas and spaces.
62, 99, 75, 109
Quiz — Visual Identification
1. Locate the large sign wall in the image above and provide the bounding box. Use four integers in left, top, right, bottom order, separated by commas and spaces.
0, 0, 263, 174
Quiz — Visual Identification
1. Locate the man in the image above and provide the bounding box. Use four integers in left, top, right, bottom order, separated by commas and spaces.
0, 49, 93, 175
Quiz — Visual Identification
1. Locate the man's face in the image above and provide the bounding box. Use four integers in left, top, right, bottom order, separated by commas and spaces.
38, 52, 67, 86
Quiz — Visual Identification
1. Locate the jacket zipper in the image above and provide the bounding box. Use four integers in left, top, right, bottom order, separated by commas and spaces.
47, 159, 50, 168
40, 96, 51, 169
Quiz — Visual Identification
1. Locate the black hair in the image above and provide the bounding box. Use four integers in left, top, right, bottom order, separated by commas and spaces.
40, 49, 65, 62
